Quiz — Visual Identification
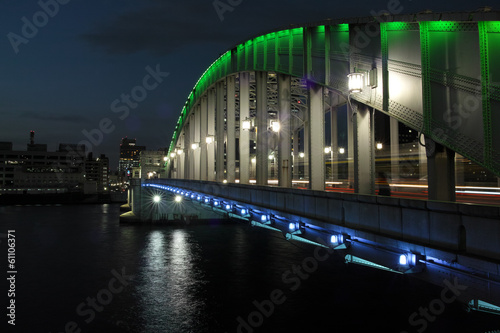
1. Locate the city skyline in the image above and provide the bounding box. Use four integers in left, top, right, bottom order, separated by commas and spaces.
0, 0, 486, 167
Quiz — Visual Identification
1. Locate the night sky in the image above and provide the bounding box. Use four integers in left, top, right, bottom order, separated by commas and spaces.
0, 0, 489, 167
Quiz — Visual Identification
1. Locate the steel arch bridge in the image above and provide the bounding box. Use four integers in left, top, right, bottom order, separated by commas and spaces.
165, 11, 500, 200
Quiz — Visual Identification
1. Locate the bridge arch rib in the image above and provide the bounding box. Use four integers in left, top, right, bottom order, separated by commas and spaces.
167, 11, 500, 196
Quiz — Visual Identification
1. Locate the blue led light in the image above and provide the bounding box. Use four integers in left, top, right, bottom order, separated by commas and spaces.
330, 235, 338, 244
204, 198, 209, 203
289, 222, 296, 231
197, 196, 201, 201
261, 215, 267, 222
214, 201, 219, 206
241, 209, 246, 215
225, 204, 231, 210
399, 254, 408, 266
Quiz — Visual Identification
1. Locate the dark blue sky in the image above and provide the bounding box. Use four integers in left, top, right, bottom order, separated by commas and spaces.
0, 0, 489, 167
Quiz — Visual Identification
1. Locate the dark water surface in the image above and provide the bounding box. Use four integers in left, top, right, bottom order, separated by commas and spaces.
1, 204, 498, 332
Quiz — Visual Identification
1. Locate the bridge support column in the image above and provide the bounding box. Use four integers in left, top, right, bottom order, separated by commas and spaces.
278, 74, 292, 188
216, 81, 225, 182
419, 132, 427, 181
239, 72, 250, 184
207, 88, 216, 181
130, 179, 142, 218
185, 122, 191, 179
426, 138, 456, 202
293, 129, 300, 181
190, 117, 197, 179
353, 102, 375, 195
178, 131, 185, 179
227, 76, 236, 183
194, 105, 201, 180
200, 95, 208, 181
308, 83, 325, 191
256, 71, 268, 186
330, 101, 338, 181
390, 117, 400, 180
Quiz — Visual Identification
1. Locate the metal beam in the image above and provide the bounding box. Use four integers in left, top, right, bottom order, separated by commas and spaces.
227, 76, 236, 183
216, 81, 225, 182
207, 88, 216, 181
239, 72, 251, 184
200, 95, 208, 181
194, 105, 201, 180
353, 101, 375, 195
256, 71, 268, 185
308, 83, 325, 191
278, 74, 292, 187
426, 138, 456, 202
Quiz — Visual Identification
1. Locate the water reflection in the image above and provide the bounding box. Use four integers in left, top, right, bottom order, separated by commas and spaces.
138, 229, 207, 332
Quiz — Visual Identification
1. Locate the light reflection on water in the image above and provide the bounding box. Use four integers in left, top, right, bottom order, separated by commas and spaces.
2, 204, 497, 333
138, 229, 208, 332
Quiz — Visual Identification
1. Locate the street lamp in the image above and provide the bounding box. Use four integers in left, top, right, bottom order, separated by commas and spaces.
299, 152, 305, 158
347, 72, 364, 94
177, 149, 183, 155
153, 195, 161, 203
206, 136, 214, 144
270, 120, 280, 132
191, 143, 199, 150
376, 143, 383, 150
170, 152, 176, 158
324, 147, 332, 154
339, 148, 345, 154
242, 118, 252, 130
174, 195, 182, 203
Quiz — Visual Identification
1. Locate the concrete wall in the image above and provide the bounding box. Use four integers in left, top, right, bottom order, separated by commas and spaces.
148, 179, 500, 264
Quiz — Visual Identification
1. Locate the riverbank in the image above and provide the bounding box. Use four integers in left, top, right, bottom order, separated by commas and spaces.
0, 192, 127, 205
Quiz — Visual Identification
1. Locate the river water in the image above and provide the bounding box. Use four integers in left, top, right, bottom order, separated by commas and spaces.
1, 204, 498, 332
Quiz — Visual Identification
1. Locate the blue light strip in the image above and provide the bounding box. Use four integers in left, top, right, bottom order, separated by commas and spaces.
142, 183, 427, 277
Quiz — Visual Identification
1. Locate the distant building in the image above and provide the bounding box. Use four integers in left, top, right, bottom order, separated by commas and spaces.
85, 153, 109, 193
139, 150, 167, 179
118, 137, 146, 174
0, 132, 109, 194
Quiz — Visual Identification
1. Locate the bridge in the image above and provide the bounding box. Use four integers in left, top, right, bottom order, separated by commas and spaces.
125, 11, 500, 316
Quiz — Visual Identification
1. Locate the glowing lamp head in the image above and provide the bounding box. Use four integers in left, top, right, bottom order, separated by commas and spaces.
191, 143, 199, 150
206, 136, 214, 144
241, 209, 247, 215
153, 195, 161, 203
330, 235, 338, 244
242, 119, 252, 130
348, 73, 364, 94
261, 215, 267, 222
399, 254, 408, 266
271, 120, 280, 132
339, 148, 345, 154
299, 152, 305, 158
225, 204, 231, 210
174, 195, 182, 203
289, 222, 296, 231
